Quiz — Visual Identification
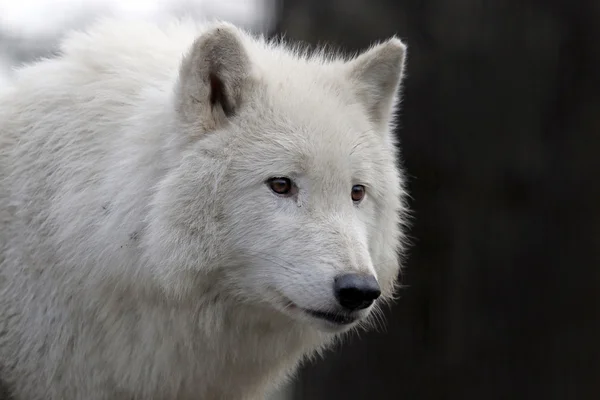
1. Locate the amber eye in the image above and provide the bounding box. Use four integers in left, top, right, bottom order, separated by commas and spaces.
351, 185, 366, 203
267, 177, 295, 196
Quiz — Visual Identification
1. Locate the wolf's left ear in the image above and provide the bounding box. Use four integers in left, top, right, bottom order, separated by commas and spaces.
345, 37, 407, 131
176, 23, 251, 129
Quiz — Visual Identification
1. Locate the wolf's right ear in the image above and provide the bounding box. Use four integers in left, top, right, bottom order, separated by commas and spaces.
176, 23, 251, 130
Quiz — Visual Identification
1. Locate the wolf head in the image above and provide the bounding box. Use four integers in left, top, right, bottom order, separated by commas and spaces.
146, 22, 408, 333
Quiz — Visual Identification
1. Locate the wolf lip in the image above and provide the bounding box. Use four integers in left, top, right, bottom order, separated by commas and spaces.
304, 309, 357, 325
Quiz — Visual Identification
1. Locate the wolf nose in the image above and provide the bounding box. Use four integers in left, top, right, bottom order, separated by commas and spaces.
334, 274, 381, 311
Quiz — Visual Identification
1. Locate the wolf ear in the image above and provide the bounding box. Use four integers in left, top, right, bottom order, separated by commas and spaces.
345, 37, 407, 131
176, 23, 251, 129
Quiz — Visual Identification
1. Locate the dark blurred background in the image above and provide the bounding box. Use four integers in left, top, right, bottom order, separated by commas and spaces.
271, 0, 600, 399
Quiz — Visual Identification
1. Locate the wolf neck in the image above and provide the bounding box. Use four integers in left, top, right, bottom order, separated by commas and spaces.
86, 284, 331, 398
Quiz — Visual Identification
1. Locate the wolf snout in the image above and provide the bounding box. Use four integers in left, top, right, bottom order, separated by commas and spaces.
333, 274, 381, 311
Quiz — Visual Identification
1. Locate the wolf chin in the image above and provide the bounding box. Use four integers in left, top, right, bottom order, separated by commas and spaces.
0, 17, 409, 400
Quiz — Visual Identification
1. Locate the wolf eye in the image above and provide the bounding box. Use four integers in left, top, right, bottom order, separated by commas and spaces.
267, 177, 296, 196
351, 185, 366, 203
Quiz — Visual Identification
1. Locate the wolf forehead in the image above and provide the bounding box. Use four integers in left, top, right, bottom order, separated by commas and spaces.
229, 97, 385, 168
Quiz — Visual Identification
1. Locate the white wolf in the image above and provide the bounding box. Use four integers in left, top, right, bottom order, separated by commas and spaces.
0, 17, 408, 400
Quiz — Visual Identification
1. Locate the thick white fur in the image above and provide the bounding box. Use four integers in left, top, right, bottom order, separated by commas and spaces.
0, 18, 408, 400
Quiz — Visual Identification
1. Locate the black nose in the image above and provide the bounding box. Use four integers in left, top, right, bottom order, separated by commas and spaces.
334, 274, 381, 311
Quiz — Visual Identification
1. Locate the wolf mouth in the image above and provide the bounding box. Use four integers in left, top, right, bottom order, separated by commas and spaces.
304, 309, 358, 325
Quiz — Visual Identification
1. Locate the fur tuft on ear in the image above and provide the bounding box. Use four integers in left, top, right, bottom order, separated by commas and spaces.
176, 23, 251, 129
346, 37, 407, 131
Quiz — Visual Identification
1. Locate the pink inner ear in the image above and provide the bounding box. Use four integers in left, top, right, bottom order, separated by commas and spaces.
209, 72, 234, 117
